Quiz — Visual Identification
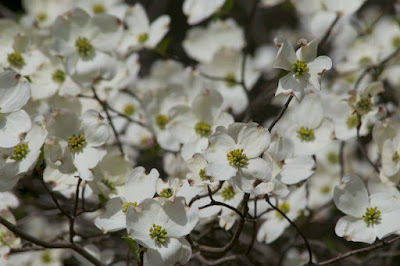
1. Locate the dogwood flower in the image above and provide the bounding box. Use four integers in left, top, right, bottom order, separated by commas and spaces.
168, 89, 234, 160
273, 37, 332, 101
205, 122, 272, 193
50, 8, 122, 85
126, 197, 198, 265
94, 167, 159, 233
47, 109, 110, 180
334, 174, 400, 244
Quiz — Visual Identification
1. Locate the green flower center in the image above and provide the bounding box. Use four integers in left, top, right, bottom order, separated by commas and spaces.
198, 168, 211, 181
292, 60, 308, 76
92, 4, 106, 14
363, 206, 381, 227
159, 188, 174, 198
75, 37, 94, 57
393, 151, 400, 163
36, 13, 47, 22
393, 36, 400, 49
155, 114, 168, 130
137, 33, 149, 44
358, 56, 372, 66
326, 152, 339, 164
122, 202, 137, 214
194, 122, 212, 137
346, 114, 359, 129
52, 69, 66, 84
297, 126, 315, 142
221, 186, 235, 201
7, 52, 25, 68
227, 149, 248, 168
225, 72, 237, 87
149, 224, 167, 245
123, 104, 136, 116
275, 201, 290, 219
40, 250, 52, 263
101, 179, 116, 192
68, 134, 86, 152
320, 185, 331, 194
11, 143, 30, 161
356, 97, 372, 115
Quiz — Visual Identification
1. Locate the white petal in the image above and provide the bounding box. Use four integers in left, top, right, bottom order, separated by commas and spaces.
296, 39, 318, 62
335, 216, 376, 244
73, 146, 106, 180
237, 123, 270, 158
333, 174, 369, 217
124, 167, 159, 203
273, 37, 297, 71
280, 156, 315, 185
0, 110, 31, 148
147, 15, 171, 48
94, 197, 125, 233
81, 110, 110, 147
0, 71, 30, 113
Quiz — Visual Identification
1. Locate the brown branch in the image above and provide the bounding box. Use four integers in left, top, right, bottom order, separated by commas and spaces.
194, 193, 250, 253
192, 252, 241, 265
319, 13, 341, 48
189, 181, 224, 206
265, 194, 313, 265
356, 123, 380, 173
313, 236, 400, 265
69, 178, 82, 243
0, 216, 101, 266
339, 141, 345, 178
39, 177, 72, 219
268, 95, 294, 132
90, 86, 125, 155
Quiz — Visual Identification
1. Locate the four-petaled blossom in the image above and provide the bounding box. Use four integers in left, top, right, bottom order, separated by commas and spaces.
273, 37, 332, 101
334, 175, 400, 244
205, 122, 272, 193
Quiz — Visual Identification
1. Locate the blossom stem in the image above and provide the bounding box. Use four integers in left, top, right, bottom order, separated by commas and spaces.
90, 86, 125, 156
268, 94, 294, 132
265, 194, 313, 265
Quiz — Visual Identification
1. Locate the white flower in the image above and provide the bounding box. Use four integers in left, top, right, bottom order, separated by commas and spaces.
168, 89, 234, 160
183, 0, 226, 25
334, 174, 400, 244
50, 8, 122, 86
126, 197, 198, 265
183, 19, 244, 63
47, 109, 110, 180
117, 4, 170, 56
0, 71, 31, 148
205, 122, 272, 193
273, 37, 332, 101
94, 167, 159, 233
198, 49, 260, 115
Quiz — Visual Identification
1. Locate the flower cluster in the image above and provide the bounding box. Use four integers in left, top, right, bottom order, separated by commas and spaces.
0, 0, 400, 265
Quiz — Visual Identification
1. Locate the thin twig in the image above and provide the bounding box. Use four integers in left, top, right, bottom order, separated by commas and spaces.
192, 252, 241, 265
195, 194, 250, 253
39, 178, 72, 219
268, 95, 294, 132
356, 123, 380, 173
339, 141, 345, 178
69, 178, 82, 243
313, 236, 400, 265
0, 216, 101, 266
319, 13, 341, 48
265, 194, 313, 265
91, 86, 125, 155
189, 181, 224, 206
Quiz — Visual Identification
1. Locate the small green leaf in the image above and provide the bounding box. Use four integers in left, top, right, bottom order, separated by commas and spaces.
154, 37, 172, 57
213, 0, 234, 19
